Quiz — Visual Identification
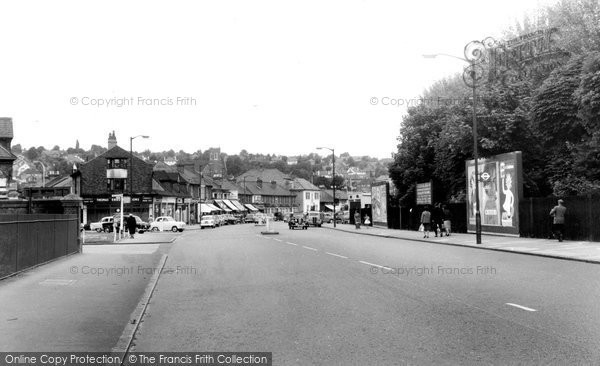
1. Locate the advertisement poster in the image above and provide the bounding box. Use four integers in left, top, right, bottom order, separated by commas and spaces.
466, 151, 522, 235
371, 182, 388, 227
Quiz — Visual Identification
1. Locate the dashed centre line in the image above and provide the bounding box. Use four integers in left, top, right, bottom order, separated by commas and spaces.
358, 260, 392, 271
506, 303, 537, 312
273, 238, 283, 242
302, 246, 318, 251
325, 252, 348, 259
285, 242, 298, 246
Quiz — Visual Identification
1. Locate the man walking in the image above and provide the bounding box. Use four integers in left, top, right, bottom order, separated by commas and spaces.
126, 214, 137, 239
549, 199, 567, 242
354, 210, 361, 229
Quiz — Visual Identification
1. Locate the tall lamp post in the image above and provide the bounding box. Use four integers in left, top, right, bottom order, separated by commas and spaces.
130, 135, 149, 209
423, 39, 492, 244
317, 147, 336, 228
33, 160, 46, 187
242, 175, 256, 204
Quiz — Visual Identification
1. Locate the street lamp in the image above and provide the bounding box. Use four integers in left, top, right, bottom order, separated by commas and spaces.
242, 175, 256, 204
317, 147, 336, 228
423, 39, 492, 244
130, 135, 149, 206
32, 160, 46, 187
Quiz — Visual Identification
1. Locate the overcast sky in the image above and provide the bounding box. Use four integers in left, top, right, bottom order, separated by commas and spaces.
0, 0, 557, 158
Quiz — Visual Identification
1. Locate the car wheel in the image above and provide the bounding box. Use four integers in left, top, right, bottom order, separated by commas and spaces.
172, 226, 179, 232
103, 227, 110, 233
178, 229, 184, 232
95, 228, 102, 233
152, 227, 159, 232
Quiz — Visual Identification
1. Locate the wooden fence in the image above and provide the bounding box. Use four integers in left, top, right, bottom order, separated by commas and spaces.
0, 214, 79, 278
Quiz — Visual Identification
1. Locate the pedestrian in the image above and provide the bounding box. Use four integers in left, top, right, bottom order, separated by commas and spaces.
420, 206, 431, 238
354, 210, 361, 229
126, 214, 137, 239
549, 199, 567, 242
442, 204, 452, 236
364, 214, 371, 229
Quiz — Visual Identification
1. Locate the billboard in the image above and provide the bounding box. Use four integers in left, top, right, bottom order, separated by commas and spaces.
466, 151, 523, 235
416, 181, 432, 205
371, 182, 389, 227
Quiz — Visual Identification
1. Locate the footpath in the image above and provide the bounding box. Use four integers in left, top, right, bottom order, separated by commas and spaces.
324, 224, 600, 264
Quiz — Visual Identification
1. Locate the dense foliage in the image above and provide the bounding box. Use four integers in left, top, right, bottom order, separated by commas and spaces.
390, 0, 600, 204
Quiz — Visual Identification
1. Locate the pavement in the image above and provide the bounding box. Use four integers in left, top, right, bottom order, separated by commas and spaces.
82, 229, 190, 245
323, 223, 600, 264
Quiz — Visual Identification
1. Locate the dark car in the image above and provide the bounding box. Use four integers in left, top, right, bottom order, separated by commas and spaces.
273, 212, 284, 221
105, 214, 150, 233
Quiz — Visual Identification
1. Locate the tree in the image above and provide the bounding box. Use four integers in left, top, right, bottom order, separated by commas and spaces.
24, 147, 39, 161
11, 144, 22, 154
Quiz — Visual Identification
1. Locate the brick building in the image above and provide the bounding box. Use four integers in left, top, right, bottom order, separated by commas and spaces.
0, 118, 17, 199
72, 133, 154, 223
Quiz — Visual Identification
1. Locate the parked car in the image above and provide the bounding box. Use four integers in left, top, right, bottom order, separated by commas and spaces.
90, 216, 113, 232
112, 214, 150, 232
322, 212, 334, 223
149, 216, 186, 232
225, 214, 238, 225
273, 212, 284, 221
306, 211, 323, 227
335, 211, 350, 224
244, 214, 255, 223
200, 215, 216, 229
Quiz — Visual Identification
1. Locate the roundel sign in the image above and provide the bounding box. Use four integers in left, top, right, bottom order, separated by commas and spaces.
480, 172, 491, 181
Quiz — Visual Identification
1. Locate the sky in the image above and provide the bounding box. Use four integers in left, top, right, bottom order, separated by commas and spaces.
0, 0, 558, 159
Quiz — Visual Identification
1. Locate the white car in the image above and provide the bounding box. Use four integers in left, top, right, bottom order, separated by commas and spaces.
149, 216, 186, 232
200, 215, 216, 229
90, 216, 113, 232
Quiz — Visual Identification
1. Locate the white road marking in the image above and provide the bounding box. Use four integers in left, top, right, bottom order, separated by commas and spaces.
273, 238, 283, 242
506, 303, 537, 312
39, 279, 76, 286
285, 242, 298, 246
326, 252, 348, 259
358, 260, 392, 270
302, 246, 318, 251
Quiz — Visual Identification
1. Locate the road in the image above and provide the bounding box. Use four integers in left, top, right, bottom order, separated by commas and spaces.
130, 222, 600, 364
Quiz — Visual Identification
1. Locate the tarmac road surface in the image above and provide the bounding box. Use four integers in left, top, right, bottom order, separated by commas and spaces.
131, 222, 600, 364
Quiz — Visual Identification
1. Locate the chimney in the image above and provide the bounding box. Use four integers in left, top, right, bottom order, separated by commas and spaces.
108, 130, 117, 150
257, 178, 262, 189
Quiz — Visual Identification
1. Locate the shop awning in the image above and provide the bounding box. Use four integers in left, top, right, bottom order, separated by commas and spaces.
222, 199, 238, 211
245, 204, 259, 211
200, 204, 213, 213
208, 204, 222, 212
213, 200, 232, 212
324, 204, 334, 211
231, 200, 247, 211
